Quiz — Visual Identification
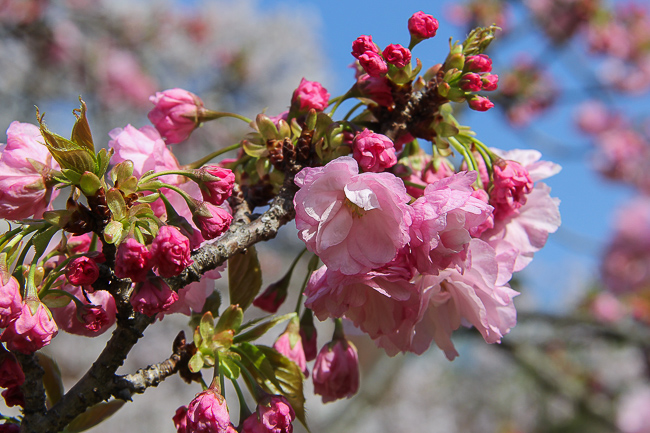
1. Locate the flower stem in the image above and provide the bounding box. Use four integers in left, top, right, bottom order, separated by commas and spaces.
184, 142, 242, 170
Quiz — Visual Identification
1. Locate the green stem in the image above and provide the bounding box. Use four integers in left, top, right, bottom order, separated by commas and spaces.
343, 102, 365, 121
231, 378, 252, 421
295, 254, 319, 315
40, 288, 84, 308
202, 111, 252, 124
143, 183, 197, 212
138, 169, 194, 185
403, 180, 426, 190
184, 142, 243, 170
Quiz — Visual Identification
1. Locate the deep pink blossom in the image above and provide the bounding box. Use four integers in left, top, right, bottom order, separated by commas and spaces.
291, 78, 330, 112
148, 88, 203, 144
294, 156, 412, 275
408, 11, 439, 40
114, 238, 153, 282
0, 276, 22, 328
241, 395, 295, 433
491, 160, 534, 218
186, 387, 233, 433
358, 51, 388, 77
131, 278, 179, 317
253, 282, 288, 314
1, 302, 58, 354
192, 202, 233, 240
0, 351, 24, 389
468, 95, 494, 111
459, 73, 483, 92
0, 121, 60, 220
50, 284, 116, 337
382, 44, 411, 68
151, 226, 193, 278
312, 340, 360, 403
356, 74, 393, 107
2, 386, 24, 407
300, 327, 318, 362
351, 35, 379, 58
173, 406, 188, 433
481, 74, 499, 91
465, 54, 493, 73
352, 129, 397, 173
65, 256, 99, 286
198, 166, 235, 206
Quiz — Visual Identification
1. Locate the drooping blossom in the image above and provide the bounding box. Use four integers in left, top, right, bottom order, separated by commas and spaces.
197, 166, 235, 206
192, 202, 233, 240
408, 11, 439, 40
241, 395, 295, 433
273, 318, 308, 377
50, 284, 116, 337
351, 35, 379, 58
382, 44, 411, 69
173, 406, 188, 433
294, 156, 412, 275
65, 256, 100, 286
114, 238, 153, 282
131, 278, 179, 317
186, 387, 235, 433
150, 225, 193, 278
1, 302, 58, 354
148, 88, 204, 144
358, 51, 388, 77
0, 350, 24, 389
0, 121, 60, 220
291, 78, 330, 112
0, 276, 22, 328
312, 339, 360, 403
352, 129, 397, 173
253, 280, 288, 314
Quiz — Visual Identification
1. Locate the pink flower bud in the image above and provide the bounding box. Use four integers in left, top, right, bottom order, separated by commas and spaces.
173, 406, 189, 433
490, 159, 533, 217
1, 302, 58, 354
300, 327, 318, 362
351, 35, 379, 59
131, 278, 179, 317
148, 88, 204, 145
199, 166, 235, 206
65, 256, 99, 286
77, 305, 110, 333
312, 340, 360, 403
358, 51, 388, 77
192, 203, 233, 240
382, 44, 411, 69
114, 238, 153, 282
459, 72, 483, 92
352, 129, 398, 173
481, 74, 499, 91
408, 11, 439, 40
186, 387, 233, 433
151, 226, 193, 278
0, 351, 24, 389
465, 54, 492, 73
2, 385, 24, 408
291, 78, 330, 113
0, 276, 22, 328
253, 282, 288, 314
241, 395, 295, 433
356, 74, 393, 107
273, 328, 308, 377
467, 95, 494, 112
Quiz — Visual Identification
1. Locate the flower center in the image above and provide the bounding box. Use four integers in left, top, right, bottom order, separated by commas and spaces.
344, 198, 367, 218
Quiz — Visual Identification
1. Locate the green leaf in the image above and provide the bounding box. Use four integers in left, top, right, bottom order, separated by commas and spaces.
434, 122, 460, 138
70, 99, 95, 154
242, 140, 268, 158
62, 400, 125, 433
39, 127, 96, 175
61, 169, 83, 185
220, 356, 241, 380
188, 353, 204, 373
215, 305, 243, 334
79, 172, 102, 196
462, 25, 500, 56
32, 225, 60, 258
199, 312, 215, 341
234, 343, 281, 391
96, 148, 113, 178
228, 245, 262, 311
106, 188, 127, 221
256, 114, 280, 140
36, 352, 64, 408
233, 312, 296, 344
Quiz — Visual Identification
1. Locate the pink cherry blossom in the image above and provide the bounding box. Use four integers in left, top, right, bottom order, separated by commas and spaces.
1, 302, 58, 354
465, 54, 493, 73
148, 88, 203, 144
0, 121, 60, 220
197, 166, 235, 206
481, 74, 499, 91
150, 225, 193, 278
273, 324, 308, 377
352, 129, 397, 173
241, 395, 295, 433
253, 281, 288, 313
459, 73, 483, 92
50, 284, 116, 337
351, 35, 379, 58
382, 44, 411, 69
192, 202, 233, 240
358, 51, 388, 77
408, 11, 439, 40
186, 387, 233, 433
291, 78, 330, 112
173, 406, 188, 433
131, 278, 179, 317
490, 159, 534, 218
617, 386, 650, 433
164, 268, 223, 316
0, 276, 22, 328
65, 256, 100, 286
356, 74, 394, 107
312, 339, 360, 403
294, 156, 412, 275
467, 95, 494, 111
114, 238, 153, 282
97, 47, 157, 109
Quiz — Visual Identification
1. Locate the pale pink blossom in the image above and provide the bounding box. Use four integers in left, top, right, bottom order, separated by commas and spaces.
150, 226, 193, 278
0, 121, 60, 220
591, 292, 626, 323
408, 11, 439, 40
97, 48, 157, 109
1, 302, 58, 354
312, 340, 360, 403
294, 156, 412, 275
0, 276, 22, 328
50, 284, 116, 337
291, 78, 330, 112
148, 88, 204, 144
617, 386, 650, 433
352, 129, 397, 173
382, 44, 411, 69
131, 278, 179, 317
409, 171, 493, 274
114, 238, 153, 282
164, 268, 222, 316
241, 395, 295, 433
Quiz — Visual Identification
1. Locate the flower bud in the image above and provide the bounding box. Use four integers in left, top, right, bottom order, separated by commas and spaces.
130, 278, 179, 317
351, 35, 379, 58
312, 339, 360, 403
253, 279, 289, 314
65, 256, 100, 286
491, 159, 533, 217
358, 51, 388, 77
173, 406, 189, 433
459, 72, 483, 92
481, 74, 499, 91
273, 317, 308, 377
467, 95, 494, 111
114, 238, 153, 282
1, 301, 58, 354
465, 54, 492, 73
197, 166, 235, 206
382, 44, 411, 69
148, 88, 204, 144
300, 309, 318, 362
408, 11, 439, 40
352, 129, 397, 173
150, 226, 193, 278
291, 78, 330, 113
186, 387, 234, 433
0, 276, 22, 328
192, 202, 233, 240
241, 395, 295, 433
